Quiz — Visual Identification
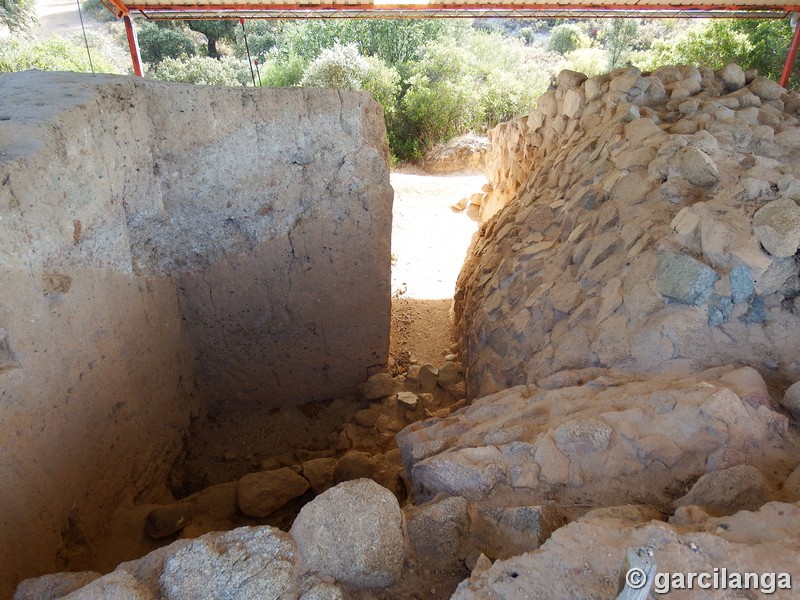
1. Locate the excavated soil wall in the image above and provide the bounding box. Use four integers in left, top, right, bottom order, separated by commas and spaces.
0, 71, 392, 595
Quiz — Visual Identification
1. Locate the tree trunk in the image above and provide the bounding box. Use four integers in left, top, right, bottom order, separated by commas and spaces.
207, 37, 219, 59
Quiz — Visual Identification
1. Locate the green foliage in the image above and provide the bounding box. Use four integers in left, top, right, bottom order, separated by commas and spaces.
564, 47, 610, 77
547, 23, 590, 55
152, 56, 249, 86
256, 51, 306, 87
235, 21, 288, 60
185, 20, 237, 59
138, 22, 195, 65
80, 0, 116, 23
401, 76, 481, 150
517, 26, 540, 46
300, 44, 400, 116
0, 35, 118, 73
301, 43, 371, 90
730, 19, 798, 85
396, 31, 559, 158
362, 56, 401, 116
599, 19, 638, 69
251, 19, 469, 71
641, 20, 752, 72
1, 0, 36, 32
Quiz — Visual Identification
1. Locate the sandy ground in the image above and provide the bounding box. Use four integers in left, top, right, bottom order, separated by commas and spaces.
31, 0, 107, 38
389, 172, 484, 368
390, 172, 483, 300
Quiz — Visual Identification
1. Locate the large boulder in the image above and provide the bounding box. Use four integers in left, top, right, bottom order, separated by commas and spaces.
422, 134, 488, 174
397, 366, 792, 508
452, 501, 800, 599
290, 479, 404, 588
237, 468, 311, 518
160, 527, 297, 600
13, 572, 101, 600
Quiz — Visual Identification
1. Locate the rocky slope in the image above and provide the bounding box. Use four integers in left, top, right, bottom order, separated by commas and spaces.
458, 64, 800, 399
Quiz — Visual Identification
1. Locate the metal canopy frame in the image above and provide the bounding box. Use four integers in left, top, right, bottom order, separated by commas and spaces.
134, 8, 792, 19
101, 0, 800, 88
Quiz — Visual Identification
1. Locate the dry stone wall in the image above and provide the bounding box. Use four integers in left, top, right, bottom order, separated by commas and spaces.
456, 65, 800, 398
0, 71, 391, 596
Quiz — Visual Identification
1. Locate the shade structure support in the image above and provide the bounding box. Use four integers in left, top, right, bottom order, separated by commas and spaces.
124, 15, 144, 77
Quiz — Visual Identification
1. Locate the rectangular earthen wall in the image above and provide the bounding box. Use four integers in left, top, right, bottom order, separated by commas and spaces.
0, 71, 392, 596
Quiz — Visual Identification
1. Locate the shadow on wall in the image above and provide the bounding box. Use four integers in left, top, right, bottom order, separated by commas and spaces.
0, 71, 392, 596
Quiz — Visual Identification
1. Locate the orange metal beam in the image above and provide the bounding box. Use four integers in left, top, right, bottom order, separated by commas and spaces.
124, 15, 144, 76
102, 0, 129, 16
124, 3, 800, 13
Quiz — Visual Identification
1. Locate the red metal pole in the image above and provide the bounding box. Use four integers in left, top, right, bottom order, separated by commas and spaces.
781, 13, 800, 88
124, 15, 144, 77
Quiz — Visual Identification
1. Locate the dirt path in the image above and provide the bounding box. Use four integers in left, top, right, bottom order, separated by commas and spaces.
389, 172, 484, 367
29, 0, 131, 72
32, 0, 107, 38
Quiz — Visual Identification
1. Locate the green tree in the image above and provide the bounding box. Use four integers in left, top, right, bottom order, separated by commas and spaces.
1, 0, 36, 31
346, 20, 470, 68
255, 19, 469, 71
300, 43, 400, 115
235, 21, 288, 60
600, 19, 639, 69
186, 20, 237, 59
547, 23, 590, 55
730, 19, 798, 85
138, 22, 196, 65
642, 20, 752, 71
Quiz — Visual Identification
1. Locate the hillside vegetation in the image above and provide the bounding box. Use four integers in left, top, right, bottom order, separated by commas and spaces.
2, 7, 798, 161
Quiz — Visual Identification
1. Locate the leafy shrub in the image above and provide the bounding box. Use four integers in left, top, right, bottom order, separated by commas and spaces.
638, 20, 752, 72
151, 56, 250, 86
564, 47, 610, 77
361, 56, 401, 116
0, 35, 118, 73
301, 44, 400, 116
256, 51, 306, 87
547, 24, 590, 55
396, 32, 558, 157
301, 43, 371, 90
401, 77, 482, 149
138, 23, 196, 65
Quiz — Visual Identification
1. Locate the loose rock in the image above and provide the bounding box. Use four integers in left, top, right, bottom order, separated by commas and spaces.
363, 373, 395, 400
290, 479, 404, 588
237, 468, 311, 518
145, 506, 190, 540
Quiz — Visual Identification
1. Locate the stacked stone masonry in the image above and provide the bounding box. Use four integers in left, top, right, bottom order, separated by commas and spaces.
459, 64, 800, 399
